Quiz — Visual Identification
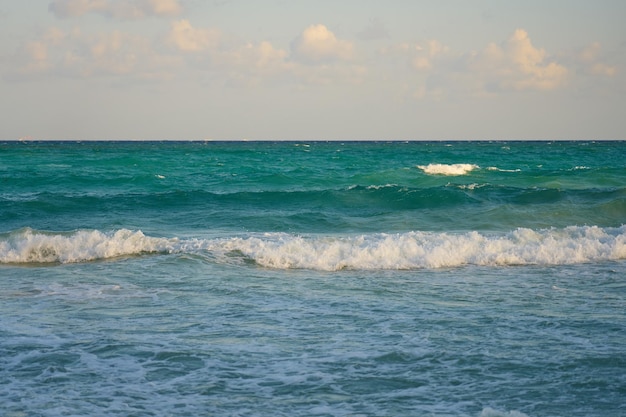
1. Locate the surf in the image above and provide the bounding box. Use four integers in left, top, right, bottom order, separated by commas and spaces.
3, 226, 624, 270
417, 163, 479, 176
0, 228, 176, 264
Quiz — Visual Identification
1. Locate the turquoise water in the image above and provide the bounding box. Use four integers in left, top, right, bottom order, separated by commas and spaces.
1, 141, 625, 416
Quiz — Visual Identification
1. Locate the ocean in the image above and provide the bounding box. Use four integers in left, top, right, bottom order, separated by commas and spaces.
1, 140, 625, 416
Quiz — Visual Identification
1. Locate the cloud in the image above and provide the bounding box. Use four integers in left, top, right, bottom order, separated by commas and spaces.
81, 31, 144, 75
164, 21, 362, 85
164, 19, 292, 85
571, 42, 617, 76
9, 27, 180, 81
49, 0, 182, 19
287, 25, 367, 85
206, 40, 294, 87
10, 27, 65, 75
291, 24, 354, 64
376, 40, 451, 99
465, 29, 568, 92
379, 40, 450, 72
239, 41, 290, 74
167, 19, 221, 52
378, 39, 452, 74
378, 29, 571, 99
9, 20, 365, 88
16, 18, 589, 98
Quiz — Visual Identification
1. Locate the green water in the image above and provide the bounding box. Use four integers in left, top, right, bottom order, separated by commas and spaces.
1, 140, 625, 416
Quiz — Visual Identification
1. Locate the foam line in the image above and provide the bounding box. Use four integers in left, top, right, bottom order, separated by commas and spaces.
3, 226, 623, 269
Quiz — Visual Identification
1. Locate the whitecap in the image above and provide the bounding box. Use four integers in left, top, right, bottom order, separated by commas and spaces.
487, 166, 521, 173
202, 225, 626, 271
417, 163, 478, 176
366, 184, 399, 190
451, 183, 486, 190
3, 225, 624, 270
0, 228, 176, 264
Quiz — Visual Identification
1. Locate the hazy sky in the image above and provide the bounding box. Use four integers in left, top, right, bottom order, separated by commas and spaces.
1, 0, 625, 140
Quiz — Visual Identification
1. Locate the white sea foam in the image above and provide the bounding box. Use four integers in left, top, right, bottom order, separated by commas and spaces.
2, 226, 625, 269
0, 228, 176, 264
487, 166, 522, 173
366, 184, 400, 190
452, 183, 486, 190
212, 226, 626, 271
417, 163, 479, 176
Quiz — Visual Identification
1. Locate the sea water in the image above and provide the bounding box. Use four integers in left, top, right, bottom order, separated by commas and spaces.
1, 141, 625, 416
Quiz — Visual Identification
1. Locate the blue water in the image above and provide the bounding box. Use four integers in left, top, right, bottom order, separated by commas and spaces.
1, 141, 625, 416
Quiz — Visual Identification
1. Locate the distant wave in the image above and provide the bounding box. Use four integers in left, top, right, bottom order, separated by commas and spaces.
417, 163, 479, 176
2, 226, 625, 270
487, 166, 522, 173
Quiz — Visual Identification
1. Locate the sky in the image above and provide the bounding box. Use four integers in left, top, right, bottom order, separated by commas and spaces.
0, 0, 625, 140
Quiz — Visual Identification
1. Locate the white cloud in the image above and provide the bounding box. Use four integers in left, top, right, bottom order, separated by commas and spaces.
146, 0, 181, 16
10, 27, 180, 80
413, 40, 448, 71
167, 19, 221, 52
236, 41, 290, 74
588, 62, 617, 77
376, 40, 452, 99
291, 24, 354, 64
163, 20, 362, 86
287, 25, 368, 85
572, 42, 617, 77
22, 41, 50, 73
10, 21, 364, 87
11, 28, 66, 75
465, 29, 568, 92
13, 19, 597, 98
378, 29, 571, 99
378, 40, 449, 72
211, 40, 294, 87
49, 0, 182, 19
164, 19, 292, 85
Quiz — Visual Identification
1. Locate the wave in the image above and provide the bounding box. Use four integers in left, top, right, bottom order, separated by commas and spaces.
0, 229, 176, 264
417, 163, 479, 176
2, 226, 625, 270
4, 184, 624, 213
487, 166, 522, 173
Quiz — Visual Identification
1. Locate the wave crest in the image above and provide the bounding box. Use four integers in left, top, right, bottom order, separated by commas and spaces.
2, 226, 624, 269
0, 228, 175, 264
215, 226, 626, 270
418, 163, 479, 176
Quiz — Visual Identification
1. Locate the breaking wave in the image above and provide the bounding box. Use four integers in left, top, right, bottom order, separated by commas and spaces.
417, 163, 479, 176
1, 226, 625, 270
0, 228, 176, 264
